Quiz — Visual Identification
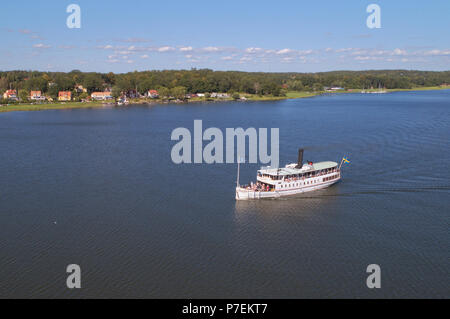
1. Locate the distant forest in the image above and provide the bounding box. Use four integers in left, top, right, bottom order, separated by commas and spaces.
1, 69, 449, 100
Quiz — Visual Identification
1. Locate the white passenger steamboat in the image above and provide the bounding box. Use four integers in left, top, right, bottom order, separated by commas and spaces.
235, 149, 349, 200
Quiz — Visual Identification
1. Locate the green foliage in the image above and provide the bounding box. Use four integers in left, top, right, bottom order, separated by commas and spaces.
158, 87, 170, 99
111, 86, 122, 99
171, 86, 187, 99
79, 92, 88, 100
0, 69, 448, 102
82, 73, 104, 93
18, 89, 29, 102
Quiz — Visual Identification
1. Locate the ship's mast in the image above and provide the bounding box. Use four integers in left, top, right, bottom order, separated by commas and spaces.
236, 158, 241, 187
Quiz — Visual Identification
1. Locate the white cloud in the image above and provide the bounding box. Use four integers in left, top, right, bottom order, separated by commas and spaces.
141, 54, 149, 59
117, 50, 133, 55
282, 57, 294, 63
117, 37, 151, 43
180, 46, 193, 52
276, 48, 293, 55
33, 43, 51, 49
245, 47, 263, 54
97, 44, 114, 50
201, 46, 220, 52
423, 49, 450, 56
298, 49, 314, 55
335, 48, 357, 53
393, 48, 407, 56
158, 46, 175, 52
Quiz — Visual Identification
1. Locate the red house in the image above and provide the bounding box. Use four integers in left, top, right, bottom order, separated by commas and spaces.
58, 91, 72, 101
148, 90, 159, 98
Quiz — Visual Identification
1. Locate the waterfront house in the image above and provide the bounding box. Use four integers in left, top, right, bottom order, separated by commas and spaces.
91, 92, 113, 101
211, 93, 229, 98
3, 90, 18, 100
30, 91, 46, 101
197, 93, 205, 97
325, 86, 344, 92
58, 91, 72, 101
126, 90, 139, 99
148, 90, 159, 98
75, 85, 87, 93
103, 84, 112, 92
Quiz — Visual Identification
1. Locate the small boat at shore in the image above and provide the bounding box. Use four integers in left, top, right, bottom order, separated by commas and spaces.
235, 149, 349, 200
117, 98, 129, 106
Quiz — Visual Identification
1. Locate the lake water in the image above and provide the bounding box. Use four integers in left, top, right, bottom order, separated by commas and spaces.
0, 90, 449, 298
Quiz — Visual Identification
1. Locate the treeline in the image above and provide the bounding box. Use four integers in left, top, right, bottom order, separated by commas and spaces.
1, 69, 449, 99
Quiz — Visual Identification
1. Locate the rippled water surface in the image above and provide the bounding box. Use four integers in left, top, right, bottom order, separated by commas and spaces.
0, 90, 449, 298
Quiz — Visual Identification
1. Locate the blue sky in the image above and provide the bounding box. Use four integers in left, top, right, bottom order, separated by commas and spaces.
0, 0, 449, 73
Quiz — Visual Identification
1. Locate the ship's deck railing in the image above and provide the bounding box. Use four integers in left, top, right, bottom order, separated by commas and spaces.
258, 168, 339, 182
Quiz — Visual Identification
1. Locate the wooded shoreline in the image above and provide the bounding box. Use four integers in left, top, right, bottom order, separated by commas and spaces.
1, 86, 448, 114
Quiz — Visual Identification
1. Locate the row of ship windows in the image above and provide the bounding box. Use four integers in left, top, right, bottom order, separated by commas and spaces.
280, 174, 339, 189
324, 174, 339, 182
280, 179, 319, 189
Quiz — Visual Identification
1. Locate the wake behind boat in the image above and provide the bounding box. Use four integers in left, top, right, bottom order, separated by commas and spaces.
235, 149, 349, 200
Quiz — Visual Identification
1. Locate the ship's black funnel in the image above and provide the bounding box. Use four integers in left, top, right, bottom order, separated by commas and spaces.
296, 149, 304, 168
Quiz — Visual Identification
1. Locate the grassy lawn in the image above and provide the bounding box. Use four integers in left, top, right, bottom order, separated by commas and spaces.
285, 91, 321, 99
0, 101, 108, 113
386, 86, 449, 92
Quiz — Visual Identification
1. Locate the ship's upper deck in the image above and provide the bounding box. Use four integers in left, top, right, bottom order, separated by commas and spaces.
258, 161, 338, 177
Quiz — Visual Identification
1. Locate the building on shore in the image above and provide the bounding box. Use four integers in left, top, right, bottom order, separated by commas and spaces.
3, 89, 18, 100
211, 93, 229, 98
30, 91, 46, 101
91, 92, 113, 101
75, 85, 88, 93
58, 91, 72, 101
147, 90, 159, 98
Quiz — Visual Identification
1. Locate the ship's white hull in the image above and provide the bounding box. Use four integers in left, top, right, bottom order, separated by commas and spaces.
235, 177, 340, 200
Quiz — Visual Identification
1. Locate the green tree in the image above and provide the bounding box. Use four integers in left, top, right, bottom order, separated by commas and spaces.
312, 83, 323, 92
79, 92, 88, 101
111, 86, 122, 99
171, 86, 187, 100
18, 89, 29, 102
82, 73, 103, 93
158, 87, 170, 99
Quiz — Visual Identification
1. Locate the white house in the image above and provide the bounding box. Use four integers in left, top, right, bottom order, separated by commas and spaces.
30, 91, 46, 101
91, 92, 113, 100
